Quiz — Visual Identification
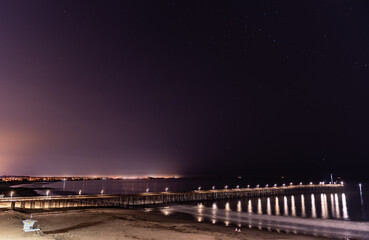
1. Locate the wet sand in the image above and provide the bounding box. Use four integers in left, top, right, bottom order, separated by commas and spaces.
0, 208, 329, 240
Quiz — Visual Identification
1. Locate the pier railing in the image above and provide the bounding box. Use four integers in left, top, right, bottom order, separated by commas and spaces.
0, 184, 343, 210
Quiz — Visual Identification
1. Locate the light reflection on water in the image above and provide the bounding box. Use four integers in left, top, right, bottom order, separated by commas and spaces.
163, 192, 351, 223
301, 194, 306, 217
267, 197, 271, 216
283, 196, 288, 216
311, 194, 317, 218
291, 195, 296, 217
275, 197, 280, 215
163, 194, 369, 240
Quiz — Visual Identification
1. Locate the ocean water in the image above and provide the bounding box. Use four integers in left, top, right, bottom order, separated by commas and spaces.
13, 178, 369, 220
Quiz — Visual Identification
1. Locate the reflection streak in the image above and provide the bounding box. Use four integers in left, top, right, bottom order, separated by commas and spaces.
311, 194, 317, 218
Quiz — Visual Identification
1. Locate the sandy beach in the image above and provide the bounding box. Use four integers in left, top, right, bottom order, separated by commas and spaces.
0, 208, 330, 240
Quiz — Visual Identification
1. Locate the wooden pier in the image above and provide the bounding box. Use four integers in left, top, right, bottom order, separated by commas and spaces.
0, 184, 343, 210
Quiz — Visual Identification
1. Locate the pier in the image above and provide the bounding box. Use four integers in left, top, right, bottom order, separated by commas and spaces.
0, 184, 343, 210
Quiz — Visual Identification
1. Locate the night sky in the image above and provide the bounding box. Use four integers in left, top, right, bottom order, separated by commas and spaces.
1, 1, 369, 178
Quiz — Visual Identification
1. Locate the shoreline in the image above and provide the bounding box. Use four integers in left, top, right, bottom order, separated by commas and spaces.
0, 208, 329, 240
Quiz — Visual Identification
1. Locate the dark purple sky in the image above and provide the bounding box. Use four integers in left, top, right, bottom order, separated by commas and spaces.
1, 1, 369, 178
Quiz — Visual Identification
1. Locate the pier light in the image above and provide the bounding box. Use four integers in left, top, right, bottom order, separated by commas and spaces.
309, 182, 313, 185
146, 188, 149, 193
236, 185, 239, 189
265, 184, 269, 187
247, 185, 250, 188
101, 190, 104, 195
256, 184, 259, 188
299, 182, 302, 185
79, 190, 82, 195
322, 181, 325, 185
165, 187, 169, 192
212, 186, 215, 190
10, 191, 14, 198
334, 181, 337, 184
290, 182, 293, 186
46, 190, 50, 197
282, 184, 285, 187
274, 184, 277, 187
198, 187, 201, 191
341, 181, 344, 185
224, 185, 228, 189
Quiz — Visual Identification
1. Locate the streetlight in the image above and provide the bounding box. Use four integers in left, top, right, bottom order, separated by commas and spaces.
236, 185, 239, 189
101, 190, 104, 195
165, 187, 169, 192
299, 182, 302, 185
197, 186, 201, 191
46, 190, 50, 197
212, 186, 215, 190
247, 185, 250, 188
146, 188, 149, 193
10, 191, 14, 198
224, 185, 228, 189
79, 190, 82, 195
274, 184, 277, 187
282, 184, 285, 187
256, 184, 259, 188
290, 182, 293, 186
265, 184, 269, 187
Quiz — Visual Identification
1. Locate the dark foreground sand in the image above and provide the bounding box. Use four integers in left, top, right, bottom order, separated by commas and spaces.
0, 208, 330, 240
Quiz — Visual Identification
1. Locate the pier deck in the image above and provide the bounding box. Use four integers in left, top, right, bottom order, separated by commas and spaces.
0, 184, 343, 210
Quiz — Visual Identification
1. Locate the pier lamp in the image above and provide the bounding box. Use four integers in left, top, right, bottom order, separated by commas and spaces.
224, 185, 228, 189
247, 185, 250, 188
197, 187, 201, 191
10, 191, 14, 198
101, 190, 104, 195
146, 188, 149, 193
256, 184, 259, 188
274, 184, 277, 187
322, 182, 325, 185
282, 184, 285, 187
265, 184, 269, 187
79, 190, 82, 195
341, 181, 344, 185
165, 187, 169, 192
299, 182, 302, 185
290, 182, 293, 186
309, 182, 313, 185
236, 185, 239, 189
46, 190, 50, 197
212, 186, 215, 190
